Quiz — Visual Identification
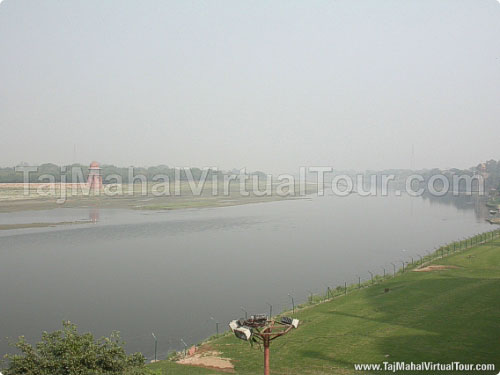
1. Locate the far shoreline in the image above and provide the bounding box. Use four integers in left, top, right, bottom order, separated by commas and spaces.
0, 182, 318, 215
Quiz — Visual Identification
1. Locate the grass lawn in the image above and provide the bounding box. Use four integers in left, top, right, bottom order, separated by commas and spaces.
148, 233, 500, 375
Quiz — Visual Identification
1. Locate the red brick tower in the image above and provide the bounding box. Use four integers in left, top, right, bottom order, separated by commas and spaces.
87, 161, 102, 191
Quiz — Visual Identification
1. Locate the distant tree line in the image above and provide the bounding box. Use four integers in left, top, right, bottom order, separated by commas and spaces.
0, 163, 267, 183
367, 160, 500, 194
0, 161, 499, 192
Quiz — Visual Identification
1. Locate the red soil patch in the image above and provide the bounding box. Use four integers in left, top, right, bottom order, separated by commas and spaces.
413, 265, 459, 272
176, 349, 234, 372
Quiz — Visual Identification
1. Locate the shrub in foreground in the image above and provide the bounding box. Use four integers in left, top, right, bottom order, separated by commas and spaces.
1, 321, 151, 375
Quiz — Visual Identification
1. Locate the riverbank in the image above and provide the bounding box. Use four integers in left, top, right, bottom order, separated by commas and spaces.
0, 182, 316, 214
486, 197, 500, 209
148, 229, 500, 374
0, 220, 92, 230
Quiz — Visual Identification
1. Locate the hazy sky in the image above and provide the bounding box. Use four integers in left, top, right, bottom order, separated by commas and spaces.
0, 0, 499, 173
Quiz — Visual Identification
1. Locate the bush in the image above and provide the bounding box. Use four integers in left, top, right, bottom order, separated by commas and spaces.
1, 321, 152, 375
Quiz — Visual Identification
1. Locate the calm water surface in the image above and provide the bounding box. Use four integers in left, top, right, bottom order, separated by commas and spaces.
0, 194, 493, 359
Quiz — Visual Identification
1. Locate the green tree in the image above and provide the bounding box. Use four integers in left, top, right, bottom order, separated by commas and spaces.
2, 321, 151, 375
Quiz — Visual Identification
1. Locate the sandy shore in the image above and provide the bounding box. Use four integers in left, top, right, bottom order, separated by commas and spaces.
0, 183, 316, 213
0, 220, 92, 230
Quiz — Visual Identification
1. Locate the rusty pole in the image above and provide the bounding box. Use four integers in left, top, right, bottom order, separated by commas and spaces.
231, 318, 296, 375
264, 336, 270, 375
263, 326, 271, 375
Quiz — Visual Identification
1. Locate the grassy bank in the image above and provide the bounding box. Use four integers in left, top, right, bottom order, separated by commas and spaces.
148, 230, 500, 374
486, 197, 500, 209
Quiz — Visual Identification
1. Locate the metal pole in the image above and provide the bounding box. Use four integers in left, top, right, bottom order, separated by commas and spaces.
240, 306, 248, 319
368, 271, 373, 284
181, 339, 188, 356
344, 281, 347, 295
391, 262, 396, 276
152, 333, 157, 362
288, 294, 295, 314
266, 302, 272, 318
210, 316, 219, 336
264, 335, 270, 375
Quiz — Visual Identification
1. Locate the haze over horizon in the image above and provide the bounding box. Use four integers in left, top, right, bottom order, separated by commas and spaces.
1, 0, 499, 174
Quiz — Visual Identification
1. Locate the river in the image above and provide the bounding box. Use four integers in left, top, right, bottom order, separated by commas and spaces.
0, 193, 493, 359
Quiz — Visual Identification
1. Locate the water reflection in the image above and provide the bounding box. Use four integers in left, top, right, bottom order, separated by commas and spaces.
421, 192, 489, 221
89, 207, 100, 223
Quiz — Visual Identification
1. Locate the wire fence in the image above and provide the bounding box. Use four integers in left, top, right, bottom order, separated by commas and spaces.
301, 228, 500, 305
147, 228, 500, 359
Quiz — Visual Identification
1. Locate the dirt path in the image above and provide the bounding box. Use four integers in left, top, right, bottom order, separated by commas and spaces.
413, 265, 459, 272
177, 349, 234, 372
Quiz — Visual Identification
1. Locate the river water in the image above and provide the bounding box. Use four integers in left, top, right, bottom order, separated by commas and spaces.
0, 193, 493, 359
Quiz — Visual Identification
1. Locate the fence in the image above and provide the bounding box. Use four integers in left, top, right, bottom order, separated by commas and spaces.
150, 228, 500, 359
290, 228, 500, 307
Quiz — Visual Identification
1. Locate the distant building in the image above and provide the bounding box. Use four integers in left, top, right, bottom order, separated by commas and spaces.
87, 161, 102, 190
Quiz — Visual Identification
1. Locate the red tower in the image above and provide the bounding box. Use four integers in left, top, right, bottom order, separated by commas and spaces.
87, 161, 102, 191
